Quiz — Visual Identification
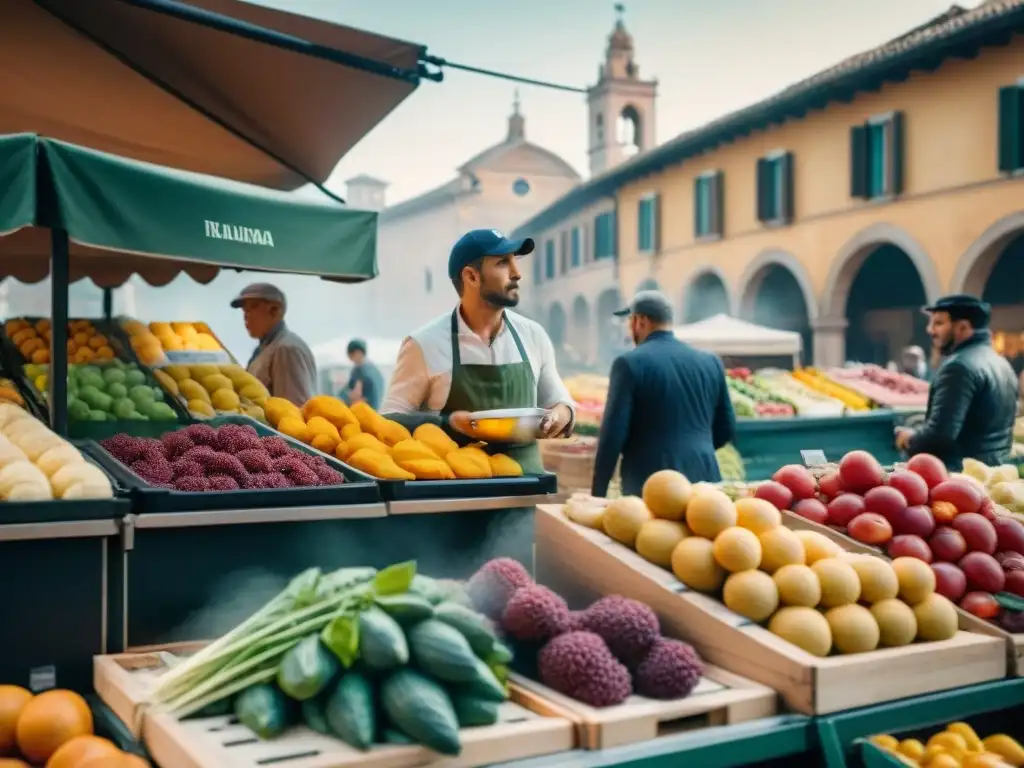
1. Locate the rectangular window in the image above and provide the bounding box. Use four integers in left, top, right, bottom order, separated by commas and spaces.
559, 231, 569, 275
694, 171, 723, 238
756, 152, 794, 224
998, 83, 1024, 173
544, 240, 556, 280
533, 251, 541, 285
570, 226, 581, 267
850, 111, 904, 200
594, 212, 617, 260
637, 195, 659, 253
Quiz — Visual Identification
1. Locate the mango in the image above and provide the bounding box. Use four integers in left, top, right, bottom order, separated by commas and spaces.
982, 735, 1024, 766
396, 458, 456, 480
391, 439, 439, 464
413, 423, 458, 459
347, 448, 415, 480
278, 416, 310, 443
489, 453, 523, 477
374, 419, 412, 447
447, 450, 493, 479
306, 416, 341, 442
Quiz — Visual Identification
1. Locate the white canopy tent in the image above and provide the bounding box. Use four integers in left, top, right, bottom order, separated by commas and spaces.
673, 314, 802, 365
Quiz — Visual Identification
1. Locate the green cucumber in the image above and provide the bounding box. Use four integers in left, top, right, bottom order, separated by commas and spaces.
234, 684, 290, 739
407, 619, 481, 683
433, 602, 498, 658
381, 727, 414, 745
375, 593, 435, 625
358, 607, 409, 669
277, 634, 339, 701
380, 669, 461, 755
325, 672, 376, 751
409, 575, 445, 604
452, 692, 501, 727
457, 659, 507, 702
301, 694, 330, 736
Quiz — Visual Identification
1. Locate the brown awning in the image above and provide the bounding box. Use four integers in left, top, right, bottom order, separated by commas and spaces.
0, 0, 425, 190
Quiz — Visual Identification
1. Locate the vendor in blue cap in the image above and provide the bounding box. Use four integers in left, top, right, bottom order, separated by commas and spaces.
895, 294, 1018, 469
381, 228, 575, 473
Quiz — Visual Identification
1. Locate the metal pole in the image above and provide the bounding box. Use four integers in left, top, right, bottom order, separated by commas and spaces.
102, 287, 113, 323
49, 229, 70, 436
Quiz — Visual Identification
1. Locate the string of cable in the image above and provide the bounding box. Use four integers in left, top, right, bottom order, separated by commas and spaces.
420, 54, 587, 94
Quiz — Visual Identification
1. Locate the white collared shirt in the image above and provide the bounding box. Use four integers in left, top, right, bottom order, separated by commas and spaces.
381, 309, 575, 416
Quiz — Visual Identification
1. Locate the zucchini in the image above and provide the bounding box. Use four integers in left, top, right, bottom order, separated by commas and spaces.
452, 692, 501, 728
489, 641, 513, 665
381, 727, 414, 745
325, 672, 376, 751
300, 694, 330, 736
188, 696, 233, 719
409, 575, 445, 605
234, 684, 291, 739
358, 607, 409, 669
277, 634, 340, 701
457, 659, 507, 702
380, 669, 461, 756
375, 593, 435, 625
433, 602, 498, 658
408, 619, 482, 684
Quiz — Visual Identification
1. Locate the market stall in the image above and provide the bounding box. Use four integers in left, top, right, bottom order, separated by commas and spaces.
673, 314, 804, 368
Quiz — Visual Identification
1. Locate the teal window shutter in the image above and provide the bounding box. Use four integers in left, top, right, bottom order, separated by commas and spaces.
610, 210, 618, 259
560, 231, 569, 274
571, 227, 581, 267
533, 252, 541, 284
781, 152, 795, 223
756, 157, 771, 223
712, 171, 725, 236
638, 198, 652, 251
593, 214, 603, 259
850, 125, 868, 198
693, 177, 703, 237
998, 85, 1022, 172
889, 111, 905, 195
653, 193, 661, 253
867, 122, 887, 198
545, 239, 555, 279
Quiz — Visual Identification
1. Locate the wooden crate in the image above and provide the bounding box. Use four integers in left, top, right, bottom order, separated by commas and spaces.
509, 663, 776, 750
539, 440, 597, 494
535, 505, 1007, 715
94, 645, 575, 768
780, 509, 1024, 676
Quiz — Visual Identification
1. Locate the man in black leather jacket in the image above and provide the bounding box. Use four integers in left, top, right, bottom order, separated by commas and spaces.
895, 295, 1018, 470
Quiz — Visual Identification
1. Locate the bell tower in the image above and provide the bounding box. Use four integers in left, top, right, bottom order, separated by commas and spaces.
586, 4, 657, 176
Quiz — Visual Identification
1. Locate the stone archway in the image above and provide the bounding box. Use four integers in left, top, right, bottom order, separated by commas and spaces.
950, 212, 1024, 295
736, 251, 815, 364
682, 267, 732, 323
595, 287, 623, 371
547, 302, 567, 350
736, 249, 819, 322
570, 295, 592, 365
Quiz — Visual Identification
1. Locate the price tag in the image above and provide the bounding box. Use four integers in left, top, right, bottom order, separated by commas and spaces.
29, 665, 56, 693
800, 450, 827, 467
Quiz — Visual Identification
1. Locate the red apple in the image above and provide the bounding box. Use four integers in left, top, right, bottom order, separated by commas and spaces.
996, 552, 1024, 572
773, 465, 817, 501
887, 534, 933, 562
755, 481, 794, 511
793, 498, 829, 525
907, 453, 948, 488
979, 497, 997, 521
839, 450, 886, 494
887, 470, 930, 507
931, 562, 967, 601
817, 471, 844, 500
929, 526, 967, 563
848, 512, 893, 545
930, 479, 983, 516
1005, 570, 1024, 597
827, 494, 866, 528
993, 518, 1024, 556
931, 501, 959, 524
951, 513, 998, 554
864, 486, 908, 524
959, 552, 1006, 593
960, 591, 1002, 620
890, 504, 936, 538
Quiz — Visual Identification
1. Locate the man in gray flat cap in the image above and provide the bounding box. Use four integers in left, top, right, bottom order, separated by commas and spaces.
592, 290, 736, 497
231, 283, 317, 406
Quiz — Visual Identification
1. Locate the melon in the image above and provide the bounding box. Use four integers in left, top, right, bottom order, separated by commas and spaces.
642, 470, 692, 521
685, 489, 737, 539
635, 519, 689, 568
15, 689, 92, 763
602, 496, 652, 547
670, 537, 726, 592
811, 559, 861, 608
825, 604, 880, 654
773, 564, 822, 607
768, 606, 832, 657
723, 570, 779, 622
913, 594, 958, 641
849, 557, 899, 604
565, 497, 606, 529
794, 530, 841, 564
870, 598, 918, 647
712, 527, 762, 572
759, 527, 806, 573
734, 497, 782, 535
891, 557, 936, 604
0, 685, 32, 753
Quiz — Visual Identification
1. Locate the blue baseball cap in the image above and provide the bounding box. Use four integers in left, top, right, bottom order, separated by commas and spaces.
447, 229, 535, 280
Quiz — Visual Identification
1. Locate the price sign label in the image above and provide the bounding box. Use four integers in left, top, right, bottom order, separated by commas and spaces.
800, 449, 827, 467
29, 665, 56, 693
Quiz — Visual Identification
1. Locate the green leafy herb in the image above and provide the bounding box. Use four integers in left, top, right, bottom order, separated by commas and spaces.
373, 561, 417, 596
321, 614, 360, 668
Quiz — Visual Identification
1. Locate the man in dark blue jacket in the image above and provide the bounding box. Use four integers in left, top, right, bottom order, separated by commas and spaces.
592, 291, 736, 497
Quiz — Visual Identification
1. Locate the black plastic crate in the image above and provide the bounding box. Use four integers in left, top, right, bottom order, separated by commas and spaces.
82, 414, 381, 511
374, 471, 558, 501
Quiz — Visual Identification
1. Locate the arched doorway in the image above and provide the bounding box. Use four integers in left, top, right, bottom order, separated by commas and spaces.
617, 105, 642, 157
569, 296, 592, 371
738, 253, 815, 364
636, 278, 659, 293
547, 302, 567, 351
595, 287, 624, 371
683, 270, 731, 323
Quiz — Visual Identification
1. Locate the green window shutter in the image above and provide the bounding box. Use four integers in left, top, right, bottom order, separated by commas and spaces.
571, 227, 580, 267
999, 85, 1022, 173
850, 124, 868, 198
693, 177, 702, 237
593, 215, 602, 259
610, 210, 618, 259
712, 171, 725, 236
560, 231, 568, 273
638, 198, 651, 251
533, 252, 541, 284
781, 152, 795, 223
889, 111, 905, 195
653, 193, 662, 253
756, 157, 771, 223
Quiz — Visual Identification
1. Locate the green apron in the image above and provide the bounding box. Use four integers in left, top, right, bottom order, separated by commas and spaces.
441, 310, 544, 474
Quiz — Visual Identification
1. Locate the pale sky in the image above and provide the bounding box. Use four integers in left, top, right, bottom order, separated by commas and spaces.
252, 0, 981, 204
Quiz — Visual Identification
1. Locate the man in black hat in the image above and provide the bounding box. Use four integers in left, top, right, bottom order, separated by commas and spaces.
895, 294, 1018, 469
592, 290, 736, 497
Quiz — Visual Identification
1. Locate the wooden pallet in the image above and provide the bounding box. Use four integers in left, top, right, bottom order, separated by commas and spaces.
780, 509, 1024, 676
94, 645, 575, 768
509, 663, 776, 750
535, 505, 1007, 715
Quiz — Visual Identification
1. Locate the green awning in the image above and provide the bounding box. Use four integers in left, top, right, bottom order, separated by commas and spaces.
0, 135, 378, 286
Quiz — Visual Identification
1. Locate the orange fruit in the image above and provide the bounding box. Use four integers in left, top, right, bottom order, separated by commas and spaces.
0, 759, 30, 767
15, 689, 92, 763
0, 685, 32, 754
79, 753, 150, 768
46, 735, 119, 768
